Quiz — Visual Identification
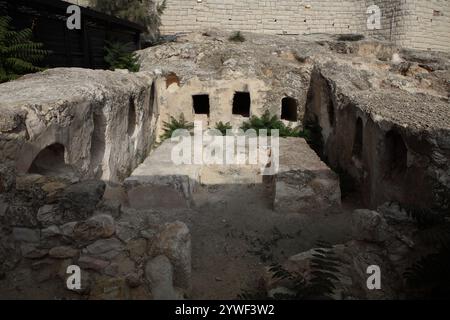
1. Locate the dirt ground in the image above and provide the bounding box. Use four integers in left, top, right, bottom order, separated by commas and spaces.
152, 179, 356, 299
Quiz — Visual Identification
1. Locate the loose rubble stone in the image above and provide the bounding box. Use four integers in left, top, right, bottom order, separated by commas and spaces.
155, 221, 191, 292
78, 255, 110, 271
21, 243, 48, 259
56, 180, 106, 222
116, 221, 139, 242
127, 238, 147, 262
73, 214, 115, 242
60, 222, 77, 238
85, 238, 123, 260
145, 255, 181, 300
49, 246, 79, 259
12, 228, 40, 243
125, 273, 142, 288
37, 204, 62, 227
41, 225, 62, 239
4, 205, 37, 227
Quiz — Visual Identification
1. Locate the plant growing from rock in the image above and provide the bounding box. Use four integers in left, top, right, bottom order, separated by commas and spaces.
104, 41, 140, 72
239, 241, 343, 300
402, 199, 450, 299
214, 121, 233, 135
240, 110, 310, 138
0, 16, 48, 83
159, 113, 194, 142
228, 31, 246, 42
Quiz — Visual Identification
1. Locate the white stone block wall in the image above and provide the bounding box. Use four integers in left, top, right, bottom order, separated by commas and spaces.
160, 0, 450, 52
411, 0, 450, 52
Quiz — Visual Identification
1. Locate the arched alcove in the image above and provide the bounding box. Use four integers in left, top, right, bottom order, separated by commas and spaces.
28, 143, 73, 177
385, 130, 408, 176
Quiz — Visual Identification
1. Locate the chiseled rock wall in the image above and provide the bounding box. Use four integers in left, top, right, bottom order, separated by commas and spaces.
0, 68, 158, 184
304, 55, 450, 209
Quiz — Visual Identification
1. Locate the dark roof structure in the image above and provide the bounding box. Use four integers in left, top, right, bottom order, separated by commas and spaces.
2, 0, 146, 69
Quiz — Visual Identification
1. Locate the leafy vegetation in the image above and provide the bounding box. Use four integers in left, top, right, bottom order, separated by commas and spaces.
337, 34, 365, 42
91, 0, 167, 42
240, 111, 310, 138
239, 241, 343, 300
401, 196, 450, 299
0, 16, 48, 83
214, 121, 233, 135
228, 31, 246, 42
159, 113, 194, 142
104, 41, 140, 72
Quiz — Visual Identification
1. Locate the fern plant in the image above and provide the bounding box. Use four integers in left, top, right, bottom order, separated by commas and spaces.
404, 246, 450, 299
159, 113, 194, 142
239, 241, 343, 300
0, 16, 48, 83
104, 41, 140, 72
240, 111, 310, 138
215, 121, 233, 135
228, 31, 246, 42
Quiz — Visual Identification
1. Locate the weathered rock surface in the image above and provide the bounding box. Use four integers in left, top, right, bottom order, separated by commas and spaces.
49, 246, 79, 259
85, 238, 124, 260
0, 68, 158, 183
145, 255, 183, 300
137, 30, 449, 210
73, 214, 115, 242
78, 255, 110, 272
125, 139, 200, 210
153, 221, 192, 293
304, 55, 450, 209
56, 180, 106, 213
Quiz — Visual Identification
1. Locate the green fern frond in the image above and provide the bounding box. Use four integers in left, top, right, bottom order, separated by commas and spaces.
214, 121, 233, 135
104, 41, 140, 72
159, 113, 194, 142
240, 110, 309, 138
0, 15, 48, 83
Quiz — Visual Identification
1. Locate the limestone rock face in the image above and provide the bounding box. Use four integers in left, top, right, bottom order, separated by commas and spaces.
137, 31, 316, 137
304, 55, 450, 209
0, 68, 158, 183
137, 31, 449, 210
125, 139, 201, 210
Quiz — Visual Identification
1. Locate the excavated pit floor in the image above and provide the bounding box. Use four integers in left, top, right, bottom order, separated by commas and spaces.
123, 138, 355, 299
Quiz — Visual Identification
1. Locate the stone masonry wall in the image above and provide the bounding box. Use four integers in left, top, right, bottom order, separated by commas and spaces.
412, 0, 450, 52
160, 0, 450, 52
